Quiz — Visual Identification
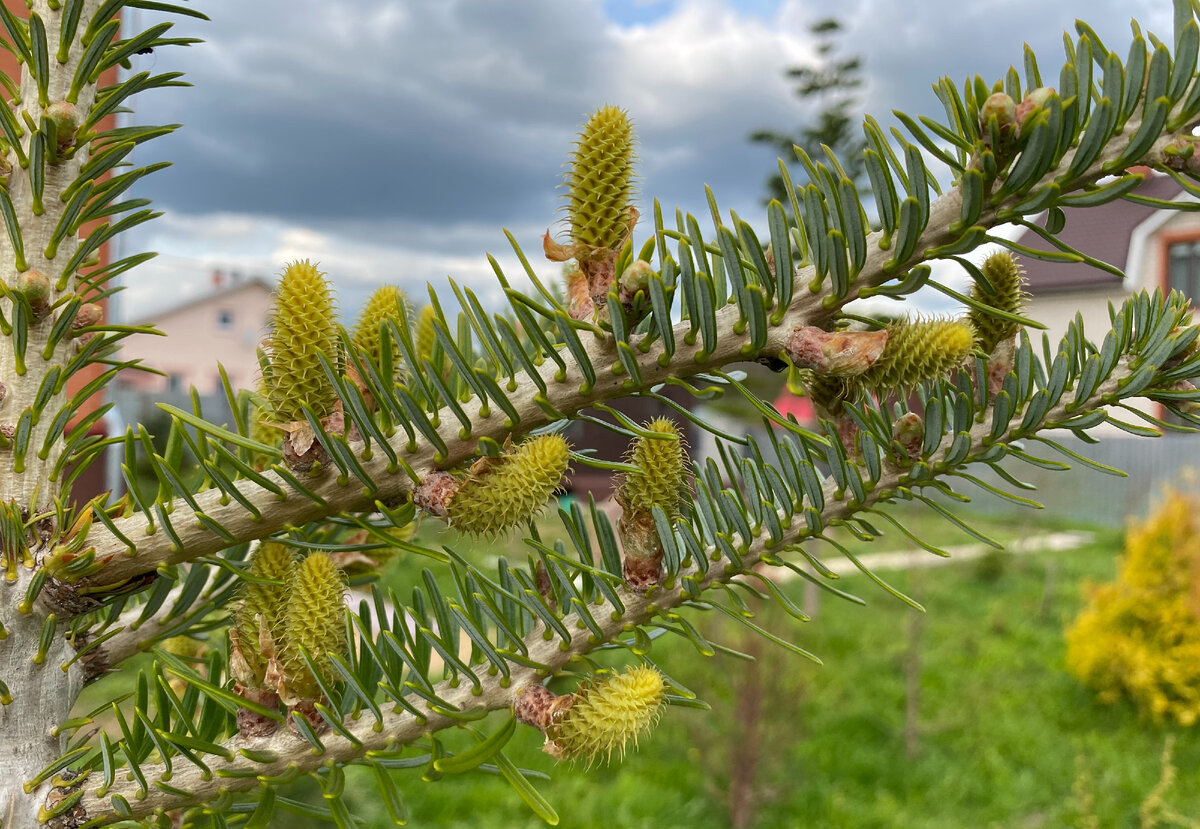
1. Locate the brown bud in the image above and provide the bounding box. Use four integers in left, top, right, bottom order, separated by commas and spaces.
72, 302, 102, 332
513, 683, 573, 731
413, 471, 459, 518
786, 326, 889, 376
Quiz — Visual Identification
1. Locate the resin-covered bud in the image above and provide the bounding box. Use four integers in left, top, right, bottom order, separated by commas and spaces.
979, 91, 1016, 135
785, 326, 889, 376
858, 317, 976, 394
446, 435, 571, 536
278, 553, 347, 704
263, 260, 341, 424
44, 101, 80, 152
970, 251, 1027, 354
618, 260, 653, 305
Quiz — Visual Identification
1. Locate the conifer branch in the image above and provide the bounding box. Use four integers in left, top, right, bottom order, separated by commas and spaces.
69, 361, 1139, 824
75, 117, 1198, 596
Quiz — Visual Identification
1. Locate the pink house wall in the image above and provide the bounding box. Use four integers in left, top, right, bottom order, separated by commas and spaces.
119, 281, 274, 396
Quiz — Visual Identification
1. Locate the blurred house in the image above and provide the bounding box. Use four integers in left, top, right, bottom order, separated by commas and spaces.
118, 271, 273, 397
1016, 169, 1195, 342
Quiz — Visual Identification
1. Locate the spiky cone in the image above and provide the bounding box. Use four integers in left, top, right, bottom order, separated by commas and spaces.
231, 541, 296, 736
544, 667, 666, 765
858, 317, 976, 396
262, 260, 345, 469
276, 553, 347, 718
970, 251, 1027, 354
545, 105, 638, 321
445, 434, 571, 536
350, 285, 410, 406
615, 419, 688, 592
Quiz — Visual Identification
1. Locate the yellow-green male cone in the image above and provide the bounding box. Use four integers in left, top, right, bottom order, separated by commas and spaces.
232, 540, 296, 688
351, 284, 409, 374
566, 105, 637, 252
545, 666, 665, 764
970, 251, 1027, 354
264, 260, 341, 424
616, 418, 688, 591
447, 434, 571, 536
859, 317, 975, 394
615, 418, 688, 520
278, 552, 347, 703
547, 105, 639, 321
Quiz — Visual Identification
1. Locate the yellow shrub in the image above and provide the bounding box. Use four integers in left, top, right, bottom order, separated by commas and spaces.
1065, 491, 1200, 726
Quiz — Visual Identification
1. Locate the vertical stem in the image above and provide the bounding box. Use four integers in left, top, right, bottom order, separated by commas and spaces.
0, 2, 105, 826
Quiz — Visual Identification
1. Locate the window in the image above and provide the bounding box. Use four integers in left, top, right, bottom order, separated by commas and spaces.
217, 308, 235, 330
1167, 239, 1200, 303
166, 373, 183, 393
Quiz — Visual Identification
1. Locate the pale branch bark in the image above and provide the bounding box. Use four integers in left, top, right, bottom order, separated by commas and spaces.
1, 568, 83, 829
74, 568, 223, 681
72, 368, 1132, 824
0, 0, 104, 509
0, 2, 115, 827
76, 117, 1196, 594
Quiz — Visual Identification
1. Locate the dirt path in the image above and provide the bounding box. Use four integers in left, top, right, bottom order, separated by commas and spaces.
771, 530, 1095, 579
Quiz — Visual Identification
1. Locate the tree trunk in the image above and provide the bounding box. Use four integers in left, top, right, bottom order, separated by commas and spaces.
0, 569, 83, 828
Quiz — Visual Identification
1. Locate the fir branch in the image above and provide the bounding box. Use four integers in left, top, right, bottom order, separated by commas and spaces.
76, 117, 1199, 595
70, 359, 1140, 824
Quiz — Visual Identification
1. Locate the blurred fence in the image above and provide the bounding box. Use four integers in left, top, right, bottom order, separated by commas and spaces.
697, 409, 1200, 530
967, 431, 1200, 527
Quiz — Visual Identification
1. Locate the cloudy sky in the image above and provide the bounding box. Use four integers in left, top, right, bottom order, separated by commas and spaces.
115, 0, 1173, 323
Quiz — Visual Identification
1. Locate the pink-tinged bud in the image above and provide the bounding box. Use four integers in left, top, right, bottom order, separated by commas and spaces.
72, 302, 102, 331
987, 337, 1016, 396
785, 326, 889, 376
17, 270, 50, 318
891, 412, 925, 464
44, 101, 80, 152
979, 92, 1016, 132
1015, 87, 1055, 127
618, 260, 653, 305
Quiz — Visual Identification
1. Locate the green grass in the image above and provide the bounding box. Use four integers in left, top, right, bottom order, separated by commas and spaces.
330, 513, 1200, 829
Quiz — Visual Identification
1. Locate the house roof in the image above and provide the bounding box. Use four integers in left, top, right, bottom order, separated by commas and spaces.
1013, 172, 1184, 295
127, 276, 273, 326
